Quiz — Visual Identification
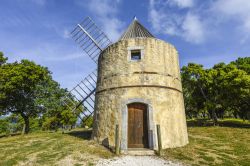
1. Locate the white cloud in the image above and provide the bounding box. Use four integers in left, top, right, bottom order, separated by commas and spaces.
62, 29, 70, 39
100, 17, 124, 42
212, 0, 250, 37
76, 0, 124, 42
148, 0, 204, 44
87, 0, 119, 16
182, 13, 204, 43
148, 0, 164, 32
212, 0, 250, 16
148, 0, 250, 44
171, 0, 194, 8
45, 53, 84, 61
149, 0, 180, 34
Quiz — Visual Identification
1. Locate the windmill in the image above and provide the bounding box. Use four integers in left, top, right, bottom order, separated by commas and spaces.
61, 17, 112, 123
61, 16, 189, 150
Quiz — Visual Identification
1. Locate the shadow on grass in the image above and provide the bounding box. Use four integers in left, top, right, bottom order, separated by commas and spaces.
187, 119, 250, 128
0, 132, 21, 139
66, 129, 92, 140
66, 129, 115, 153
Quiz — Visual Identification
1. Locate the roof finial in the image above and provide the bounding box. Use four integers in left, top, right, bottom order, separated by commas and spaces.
133, 16, 137, 20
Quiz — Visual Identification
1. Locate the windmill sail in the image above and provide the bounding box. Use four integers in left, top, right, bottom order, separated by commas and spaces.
61, 70, 97, 122
71, 17, 112, 63
62, 17, 112, 124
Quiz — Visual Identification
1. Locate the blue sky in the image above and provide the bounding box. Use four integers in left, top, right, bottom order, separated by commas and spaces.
1, 0, 249, 90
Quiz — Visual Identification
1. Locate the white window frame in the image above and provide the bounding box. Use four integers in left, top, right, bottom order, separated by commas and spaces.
127, 46, 144, 62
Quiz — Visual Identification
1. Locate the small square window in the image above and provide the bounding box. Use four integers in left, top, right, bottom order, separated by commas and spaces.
131, 50, 141, 60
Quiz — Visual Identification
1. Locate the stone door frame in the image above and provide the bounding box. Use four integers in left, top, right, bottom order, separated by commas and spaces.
121, 98, 156, 151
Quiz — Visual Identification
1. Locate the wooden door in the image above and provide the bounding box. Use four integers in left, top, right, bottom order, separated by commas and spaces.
128, 103, 148, 148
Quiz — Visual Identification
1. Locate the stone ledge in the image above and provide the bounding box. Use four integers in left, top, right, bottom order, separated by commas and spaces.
96, 85, 183, 94
122, 149, 156, 156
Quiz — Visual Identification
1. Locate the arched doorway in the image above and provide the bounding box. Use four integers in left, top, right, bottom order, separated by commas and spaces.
127, 103, 149, 148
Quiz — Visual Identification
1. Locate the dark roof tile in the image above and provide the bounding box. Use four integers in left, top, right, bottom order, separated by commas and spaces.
119, 17, 155, 40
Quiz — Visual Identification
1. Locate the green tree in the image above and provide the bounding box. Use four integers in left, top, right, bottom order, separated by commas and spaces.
181, 57, 250, 123
220, 64, 249, 120
36, 79, 67, 131
82, 116, 93, 128
0, 54, 51, 134
0, 118, 9, 134
0, 53, 82, 133
0, 52, 8, 66
39, 82, 81, 131
231, 57, 250, 74
181, 63, 208, 119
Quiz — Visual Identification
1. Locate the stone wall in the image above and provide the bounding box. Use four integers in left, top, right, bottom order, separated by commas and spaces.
92, 38, 188, 150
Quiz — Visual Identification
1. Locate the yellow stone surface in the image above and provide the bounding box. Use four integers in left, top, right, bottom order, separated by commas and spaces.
92, 38, 188, 149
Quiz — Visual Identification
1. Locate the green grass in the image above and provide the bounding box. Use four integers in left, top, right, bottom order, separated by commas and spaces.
187, 118, 250, 128
162, 126, 250, 166
0, 129, 113, 166
1, 119, 249, 166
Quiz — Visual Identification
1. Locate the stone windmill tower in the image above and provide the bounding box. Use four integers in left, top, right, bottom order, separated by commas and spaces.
63, 17, 188, 152
92, 17, 188, 151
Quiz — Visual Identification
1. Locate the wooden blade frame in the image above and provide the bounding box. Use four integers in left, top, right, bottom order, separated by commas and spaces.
62, 17, 112, 125
71, 16, 112, 63
61, 70, 97, 124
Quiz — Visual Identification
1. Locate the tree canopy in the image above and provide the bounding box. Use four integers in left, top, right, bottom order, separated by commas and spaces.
0, 52, 8, 66
181, 57, 250, 124
0, 57, 51, 133
0, 53, 79, 134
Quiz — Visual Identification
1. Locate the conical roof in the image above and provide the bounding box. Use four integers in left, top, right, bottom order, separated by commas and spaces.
119, 17, 155, 40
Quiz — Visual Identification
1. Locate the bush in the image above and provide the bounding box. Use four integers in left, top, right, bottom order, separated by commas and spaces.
82, 116, 93, 128
0, 118, 8, 134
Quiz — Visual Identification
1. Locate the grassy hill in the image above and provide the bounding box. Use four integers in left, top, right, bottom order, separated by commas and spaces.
0, 129, 113, 166
0, 119, 249, 166
163, 126, 250, 166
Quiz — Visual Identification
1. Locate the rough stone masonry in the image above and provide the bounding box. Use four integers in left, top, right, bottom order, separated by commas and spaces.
92, 19, 188, 152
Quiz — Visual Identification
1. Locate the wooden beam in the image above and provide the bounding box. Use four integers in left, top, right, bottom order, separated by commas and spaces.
115, 124, 120, 155
157, 124, 162, 156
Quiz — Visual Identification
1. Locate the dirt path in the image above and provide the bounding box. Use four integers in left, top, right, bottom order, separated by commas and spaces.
96, 155, 183, 166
